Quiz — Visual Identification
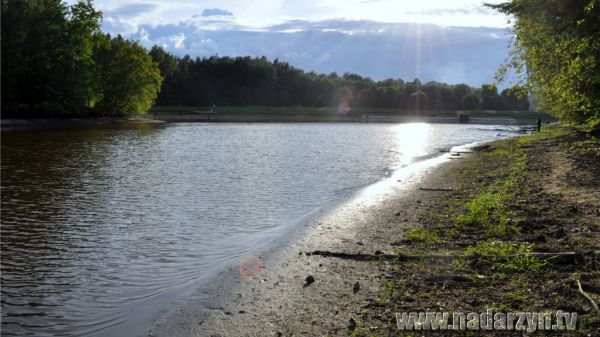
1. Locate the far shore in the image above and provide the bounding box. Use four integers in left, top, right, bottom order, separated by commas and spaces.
150, 106, 554, 125
146, 112, 525, 125
1, 106, 555, 131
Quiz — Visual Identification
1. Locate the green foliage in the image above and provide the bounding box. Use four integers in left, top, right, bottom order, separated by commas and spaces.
480, 84, 499, 110
93, 35, 162, 116
457, 143, 530, 240
1, 0, 162, 118
488, 0, 600, 127
1, 0, 101, 116
465, 240, 545, 272
458, 192, 503, 227
403, 228, 441, 244
456, 192, 519, 239
407, 90, 429, 111
148, 46, 529, 112
462, 94, 481, 110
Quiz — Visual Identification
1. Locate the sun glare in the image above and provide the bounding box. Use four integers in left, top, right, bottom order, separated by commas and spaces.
392, 123, 430, 164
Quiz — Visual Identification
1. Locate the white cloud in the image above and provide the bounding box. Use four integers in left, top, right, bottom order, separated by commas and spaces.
169, 33, 186, 49
61, 0, 513, 85
139, 27, 149, 41
200, 8, 234, 17
76, 0, 509, 36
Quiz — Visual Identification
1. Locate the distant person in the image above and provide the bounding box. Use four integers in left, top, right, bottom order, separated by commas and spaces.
211, 104, 216, 113
537, 117, 542, 132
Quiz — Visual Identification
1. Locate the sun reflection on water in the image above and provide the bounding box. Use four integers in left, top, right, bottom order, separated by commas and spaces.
392, 123, 431, 165
352, 122, 437, 206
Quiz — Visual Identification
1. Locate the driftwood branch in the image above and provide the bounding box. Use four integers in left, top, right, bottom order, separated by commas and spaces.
306, 250, 599, 264
306, 250, 406, 261
418, 187, 454, 192
576, 279, 600, 319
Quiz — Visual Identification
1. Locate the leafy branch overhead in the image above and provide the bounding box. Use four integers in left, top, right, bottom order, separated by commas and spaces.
487, 0, 600, 127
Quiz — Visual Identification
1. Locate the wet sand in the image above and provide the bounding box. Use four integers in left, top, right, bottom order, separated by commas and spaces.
147, 147, 470, 337
147, 126, 600, 337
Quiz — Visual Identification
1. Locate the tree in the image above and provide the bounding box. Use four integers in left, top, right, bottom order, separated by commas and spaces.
1, 0, 161, 118
480, 84, 499, 110
439, 86, 458, 111
488, 0, 600, 126
501, 86, 529, 111
92, 35, 162, 117
407, 90, 429, 111
1, 0, 101, 117
148, 51, 510, 112
149, 45, 179, 78
462, 94, 480, 110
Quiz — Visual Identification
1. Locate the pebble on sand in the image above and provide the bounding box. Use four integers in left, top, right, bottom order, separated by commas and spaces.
304, 275, 315, 287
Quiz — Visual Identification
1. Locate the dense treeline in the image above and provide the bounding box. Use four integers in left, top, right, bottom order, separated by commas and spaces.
1, 0, 162, 118
149, 46, 529, 112
1, 1, 531, 119
489, 0, 600, 127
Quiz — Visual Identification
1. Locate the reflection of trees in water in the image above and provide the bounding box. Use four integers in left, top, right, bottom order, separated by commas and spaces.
0, 124, 160, 333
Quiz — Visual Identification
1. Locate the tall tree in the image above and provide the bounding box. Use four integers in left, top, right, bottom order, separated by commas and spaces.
92, 35, 162, 117
488, 0, 600, 126
1, 0, 101, 117
480, 84, 500, 110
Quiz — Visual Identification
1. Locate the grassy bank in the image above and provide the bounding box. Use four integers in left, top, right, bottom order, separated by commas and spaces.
344, 125, 600, 336
148, 106, 555, 125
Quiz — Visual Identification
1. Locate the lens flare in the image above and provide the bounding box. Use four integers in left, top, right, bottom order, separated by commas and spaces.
239, 256, 266, 280
337, 101, 351, 114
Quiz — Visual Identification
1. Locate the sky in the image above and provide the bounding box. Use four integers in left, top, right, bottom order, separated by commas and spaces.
71, 0, 514, 86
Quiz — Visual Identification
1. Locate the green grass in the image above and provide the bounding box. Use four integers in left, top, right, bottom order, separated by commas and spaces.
403, 228, 442, 244
465, 240, 546, 272
456, 192, 520, 239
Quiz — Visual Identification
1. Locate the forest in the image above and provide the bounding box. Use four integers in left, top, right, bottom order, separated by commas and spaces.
149, 46, 528, 112
2, 0, 598, 127
1, 0, 162, 118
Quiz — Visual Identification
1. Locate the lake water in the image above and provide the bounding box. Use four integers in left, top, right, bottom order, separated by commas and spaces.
1, 122, 517, 336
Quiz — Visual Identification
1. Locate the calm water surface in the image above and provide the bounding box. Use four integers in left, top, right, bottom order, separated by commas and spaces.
1, 123, 516, 336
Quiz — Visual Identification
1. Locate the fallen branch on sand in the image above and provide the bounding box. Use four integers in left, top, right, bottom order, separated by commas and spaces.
418, 187, 454, 192
306, 250, 599, 264
576, 279, 600, 319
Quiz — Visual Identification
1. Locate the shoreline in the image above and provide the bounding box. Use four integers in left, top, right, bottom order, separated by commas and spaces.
145, 144, 473, 337
1, 114, 538, 132
146, 113, 521, 125
147, 126, 599, 336
0, 117, 164, 131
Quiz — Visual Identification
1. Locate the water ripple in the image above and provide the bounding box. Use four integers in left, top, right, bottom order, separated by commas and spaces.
1, 123, 514, 336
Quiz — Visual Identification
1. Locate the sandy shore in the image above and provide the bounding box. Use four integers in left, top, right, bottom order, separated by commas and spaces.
147, 126, 600, 337
147, 147, 469, 337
